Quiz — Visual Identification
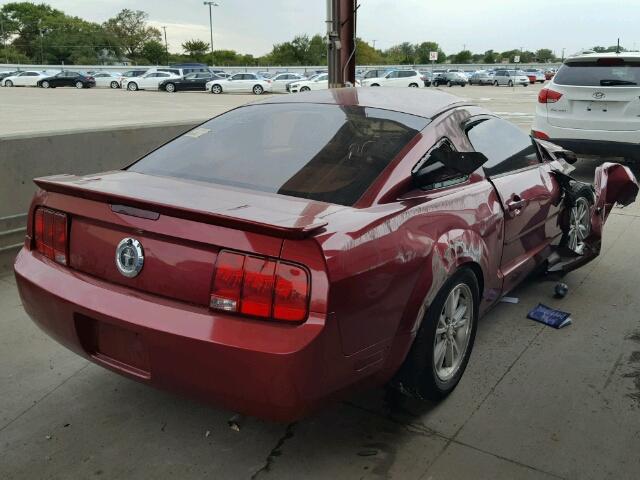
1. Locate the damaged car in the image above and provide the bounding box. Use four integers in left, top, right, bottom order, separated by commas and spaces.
14, 88, 638, 421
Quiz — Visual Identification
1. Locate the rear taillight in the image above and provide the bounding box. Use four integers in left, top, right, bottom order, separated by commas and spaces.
34, 207, 68, 265
531, 129, 550, 140
210, 250, 309, 323
538, 88, 563, 104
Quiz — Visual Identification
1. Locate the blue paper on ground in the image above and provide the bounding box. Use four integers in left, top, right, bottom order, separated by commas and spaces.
527, 303, 572, 329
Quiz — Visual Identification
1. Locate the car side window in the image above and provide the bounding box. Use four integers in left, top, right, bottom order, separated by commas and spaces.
387, 71, 399, 78
466, 117, 540, 177
231, 74, 242, 80
412, 138, 469, 190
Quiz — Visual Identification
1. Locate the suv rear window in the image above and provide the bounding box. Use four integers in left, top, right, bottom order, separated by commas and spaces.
129, 103, 429, 206
554, 60, 640, 86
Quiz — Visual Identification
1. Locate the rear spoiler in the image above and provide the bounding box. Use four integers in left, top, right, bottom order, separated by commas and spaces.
34, 176, 328, 240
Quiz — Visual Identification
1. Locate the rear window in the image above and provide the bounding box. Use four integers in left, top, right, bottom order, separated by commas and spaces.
129, 103, 429, 206
554, 60, 640, 86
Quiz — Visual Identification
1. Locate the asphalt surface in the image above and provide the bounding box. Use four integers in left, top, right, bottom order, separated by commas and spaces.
1, 84, 640, 480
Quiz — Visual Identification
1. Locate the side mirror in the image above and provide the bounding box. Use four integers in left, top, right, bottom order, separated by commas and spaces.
412, 150, 488, 189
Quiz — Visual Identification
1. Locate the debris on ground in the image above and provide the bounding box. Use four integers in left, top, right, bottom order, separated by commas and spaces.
500, 296, 519, 304
205, 430, 211, 438
357, 449, 379, 457
554, 282, 569, 298
527, 303, 572, 329
228, 414, 244, 432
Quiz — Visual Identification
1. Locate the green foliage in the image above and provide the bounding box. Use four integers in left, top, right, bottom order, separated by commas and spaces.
355, 38, 382, 64
535, 48, 556, 62
141, 40, 166, 65
483, 50, 497, 64
453, 50, 472, 63
182, 39, 209, 62
264, 34, 326, 66
103, 9, 160, 58
592, 45, 626, 53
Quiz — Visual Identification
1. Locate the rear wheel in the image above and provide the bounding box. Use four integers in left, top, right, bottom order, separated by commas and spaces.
5, 80, 13, 87
562, 186, 594, 255
447, 81, 452, 87
211, 84, 222, 94
75, 81, 84, 89
41, 81, 50, 88
300, 86, 311, 92
397, 268, 479, 401
409, 82, 419, 88
127, 82, 138, 91
252, 84, 264, 95
508, 80, 514, 87
165, 83, 176, 93
494, 80, 499, 86
110, 81, 120, 89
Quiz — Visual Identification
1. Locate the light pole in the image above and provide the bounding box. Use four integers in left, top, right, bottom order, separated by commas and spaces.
162, 26, 168, 65
203, 2, 219, 66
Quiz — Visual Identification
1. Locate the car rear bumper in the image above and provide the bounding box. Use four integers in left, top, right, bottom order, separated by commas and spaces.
532, 119, 640, 159
14, 248, 355, 421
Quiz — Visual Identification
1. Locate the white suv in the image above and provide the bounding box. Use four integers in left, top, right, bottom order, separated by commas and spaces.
360, 69, 424, 88
532, 52, 640, 161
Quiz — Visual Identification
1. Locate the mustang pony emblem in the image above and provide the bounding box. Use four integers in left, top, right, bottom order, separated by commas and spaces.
115, 238, 144, 278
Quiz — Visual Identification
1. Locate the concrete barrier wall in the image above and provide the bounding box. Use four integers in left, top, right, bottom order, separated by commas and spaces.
0, 122, 198, 219
0, 122, 197, 272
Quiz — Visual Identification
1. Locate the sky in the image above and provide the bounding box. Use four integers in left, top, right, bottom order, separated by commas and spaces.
6, 0, 638, 57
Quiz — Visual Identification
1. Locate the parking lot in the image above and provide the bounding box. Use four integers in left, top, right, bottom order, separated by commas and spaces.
1, 84, 640, 480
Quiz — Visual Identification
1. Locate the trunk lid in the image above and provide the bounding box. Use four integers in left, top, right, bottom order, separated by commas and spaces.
35, 171, 342, 306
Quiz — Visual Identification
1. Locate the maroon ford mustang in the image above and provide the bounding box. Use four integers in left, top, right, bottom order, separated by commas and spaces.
14, 88, 638, 421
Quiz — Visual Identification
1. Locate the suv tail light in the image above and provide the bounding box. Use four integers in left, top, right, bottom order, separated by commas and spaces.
538, 88, 563, 104
34, 207, 68, 265
210, 250, 310, 323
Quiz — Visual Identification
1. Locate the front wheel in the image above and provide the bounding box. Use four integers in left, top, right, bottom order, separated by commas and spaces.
300, 86, 311, 92
5, 80, 13, 87
447, 81, 452, 87
210, 84, 222, 94
41, 81, 50, 88
127, 82, 138, 91
252, 84, 264, 95
396, 268, 479, 401
562, 185, 594, 255
165, 83, 176, 93
75, 81, 84, 89
110, 81, 120, 89
508, 80, 514, 87
494, 80, 499, 86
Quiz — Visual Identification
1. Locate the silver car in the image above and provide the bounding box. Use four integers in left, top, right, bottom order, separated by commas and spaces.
493, 69, 529, 87
469, 71, 495, 85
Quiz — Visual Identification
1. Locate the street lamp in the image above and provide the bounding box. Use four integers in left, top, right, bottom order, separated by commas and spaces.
203, 1, 219, 66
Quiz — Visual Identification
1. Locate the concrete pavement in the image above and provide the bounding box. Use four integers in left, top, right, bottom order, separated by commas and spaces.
1, 157, 639, 479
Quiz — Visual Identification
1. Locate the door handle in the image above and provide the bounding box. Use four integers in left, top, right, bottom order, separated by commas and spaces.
506, 196, 528, 213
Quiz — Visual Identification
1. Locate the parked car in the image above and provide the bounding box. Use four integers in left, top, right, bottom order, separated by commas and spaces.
92, 72, 123, 89
532, 52, 640, 161
360, 69, 424, 88
287, 73, 328, 93
524, 69, 546, 84
159, 72, 217, 92
493, 69, 530, 86
120, 69, 148, 79
360, 69, 392, 82
2, 70, 52, 87
469, 71, 495, 85
37, 71, 96, 89
269, 72, 305, 93
205, 72, 272, 95
545, 69, 556, 80
433, 71, 467, 87
123, 71, 180, 91
419, 71, 433, 87
14, 88, 637, 422
162, 64, 210, 76
0, 70, 20, 84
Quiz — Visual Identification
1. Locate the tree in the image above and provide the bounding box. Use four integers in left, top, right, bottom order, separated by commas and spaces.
103, 9, 160, 59
535, 48, 555, 62
356, 38, 382, 65
483, 50, 497, 64
415, 42, 446, 64
453, 49, 472, 64
182, 39, 209, 62
141, 40, 166, 65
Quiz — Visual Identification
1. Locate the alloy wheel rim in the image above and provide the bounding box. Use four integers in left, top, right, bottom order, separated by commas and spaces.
568, 197, 590, 254
254, 86, 262, 94
76, 82, 83, 88
43, 82, 49, 88
213, 86, 221, 93
433, 283, 473, 382
167, 84, 174, 92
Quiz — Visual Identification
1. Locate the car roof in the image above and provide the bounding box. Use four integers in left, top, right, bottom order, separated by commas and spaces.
566, 51, 640, 63
254, 88, 468, 119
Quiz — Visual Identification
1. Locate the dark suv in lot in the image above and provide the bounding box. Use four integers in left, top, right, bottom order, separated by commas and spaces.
433, 72, 467, 87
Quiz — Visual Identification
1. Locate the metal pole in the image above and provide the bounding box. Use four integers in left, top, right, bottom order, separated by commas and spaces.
203, 2, 218, 66
162, 26, 168, 65
1, 20, 8, 64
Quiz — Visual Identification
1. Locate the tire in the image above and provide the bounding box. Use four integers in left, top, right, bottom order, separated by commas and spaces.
5, 80, 13, 87
508, 80, 513, 87
433, 81, 439, 87
75, 81, 84, 89
252, 84, 264, 95
494, 80, 499, 86
396, 268, 479, 401
561, 184, 594, 255
127, 82, 138, 91
41, 81, 50, 89
300, 86, 311, 92
110, 81, 119, 89
447, 81, 452, 87
461, 83, 466, 87
211, 84, 222, 94
165, 83, 176, 93
409, 83, 419, 88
